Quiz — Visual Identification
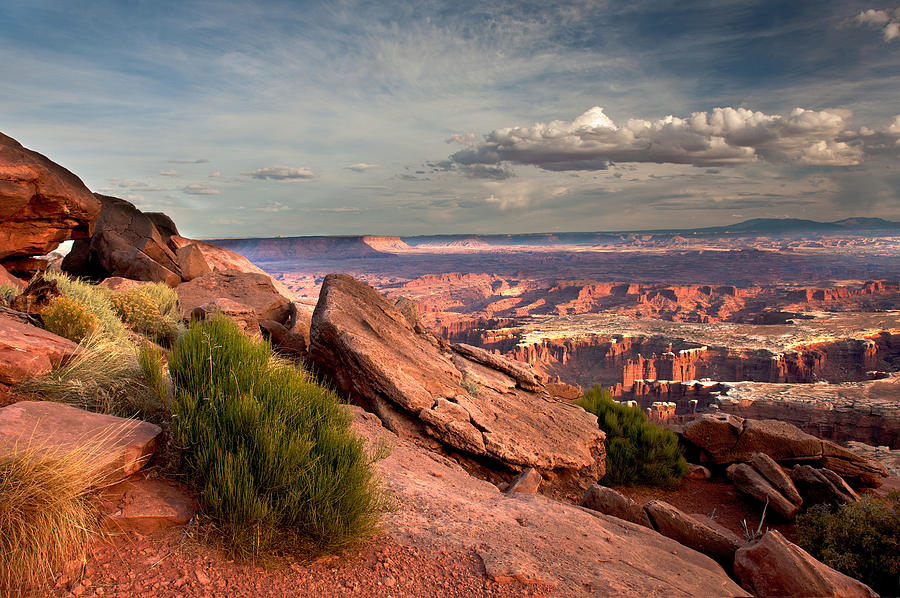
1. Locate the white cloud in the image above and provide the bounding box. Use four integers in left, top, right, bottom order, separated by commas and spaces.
167, 158, 209, 164
183, 183, 220, 195
451, 106, 867, 171
159, 169, 180, 177
208, 171, 223, 178
854, 8, 900, 41
243, 166, 317, 180
345, 163, 379, 172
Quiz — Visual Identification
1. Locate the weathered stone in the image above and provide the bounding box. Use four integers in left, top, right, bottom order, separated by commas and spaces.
735, 418, 824, 463
308, 274, 606, 495
62, 195, 181, 285
681, 413, 744, 464
734, 530, 878, 597
0, 401, 161, 480
791, 465, 858, 507
727, 463, 801, 520
352, 407, 749, 596
451, 342, 542, 391
0, 133, 100, 262
175, 243, 211, 282
0, 264, 26, 289
176, 270, 292, 325
686, 463, 712, 480
192, 298, 260, 337
0, 314, 78, 387
643, 499, 741, 569
581, 484, 652, 528
101, 474, 197, 534
259, 318, 306, 360
506, 468, 542, 494
819, 468, 860, 502
750, 452, 803, 506
821, 440, 889, 487
97, 276, 152, 293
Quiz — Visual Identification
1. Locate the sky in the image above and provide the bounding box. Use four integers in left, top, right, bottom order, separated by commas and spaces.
2, 0, 899, 237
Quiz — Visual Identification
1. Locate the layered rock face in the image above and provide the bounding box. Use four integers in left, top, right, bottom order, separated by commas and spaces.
0, 314, 79, 403
0, 133, 100, 271
308, 274, 606, 495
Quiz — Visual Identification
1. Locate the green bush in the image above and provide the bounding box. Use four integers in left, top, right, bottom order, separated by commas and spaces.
43, 271, 126, 341
42, 295, 98, 343
110, 286, 181, 346
577, 386, 687, 486
169, 317, 384, 560
796, 492, 900, 595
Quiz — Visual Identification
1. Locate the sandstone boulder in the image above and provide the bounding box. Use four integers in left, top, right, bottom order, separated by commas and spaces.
191, 297, 261, 337
581, 484, 652, 528
259, 318, 306, 360
176, 270, 292, 326
63, 194, 181, 285
0, 133, 100, 265
727, 463, 801, 520
791, 465, 858, 507
750, 452, 803, 506
822, 440, 890, 487
0, 401, 161, 480
353, 407, 749, 596
643, 499, 742, 569
175, 243, 211, 282
0, 264, 24, 290
734, 530, 878, 597
100, 473, 197, 534
686, 463, 712, 480
0, 314, 78, 388
308, 274, 605, 495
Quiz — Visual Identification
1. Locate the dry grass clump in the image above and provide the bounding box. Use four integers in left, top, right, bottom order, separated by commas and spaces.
0, 281, 19, 305
109, 284, 182, 347
0, 443, 107, 596
41, 295, 99, 343
18, 334, 169, 425
42, 271, 126, 341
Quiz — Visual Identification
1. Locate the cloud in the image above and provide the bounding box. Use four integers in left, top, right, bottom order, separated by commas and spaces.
243, 166, 317, 180
167, 158, 210, 164
159, 169, 180, 177
853, 8, 900, 41
345, 163, 379, 172
208, 171, 223, 178
102, 178, 160, 190
450, 106, 875, 171
183, 183, 220, 195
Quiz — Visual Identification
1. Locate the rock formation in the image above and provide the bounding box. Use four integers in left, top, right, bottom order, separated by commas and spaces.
0, 133, 100, 273
308, 274, 606, 496
0, 314, 79, 403
734, 530, 878, 597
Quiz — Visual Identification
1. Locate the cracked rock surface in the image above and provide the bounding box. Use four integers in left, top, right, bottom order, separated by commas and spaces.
308, 274, 606, 495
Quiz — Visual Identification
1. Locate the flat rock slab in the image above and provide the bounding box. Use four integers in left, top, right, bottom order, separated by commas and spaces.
644, 499, 742, 570
0, 401, 161, 481
309, 274, 605, 494
352, 408, 748, 597
734, 530, 878, 597
101, 474, 197, 534
0, 314, 79, 386
176, 269, 292, 325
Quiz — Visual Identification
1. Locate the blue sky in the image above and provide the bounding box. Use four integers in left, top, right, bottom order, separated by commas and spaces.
2, 0, 899, 237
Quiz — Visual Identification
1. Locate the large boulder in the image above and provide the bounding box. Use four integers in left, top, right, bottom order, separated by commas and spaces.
0, 401, 161, 480
353, 407, 749, 596
308, 274, 605, 496
0, 133, 100, 266
750, 452, 803, 506
683, 413, 888, 487
643, 499, 742, 569
791, 465, 859, 508
62, 194, 181, 285
176, 270, 293, 326
734, 530, 878, 597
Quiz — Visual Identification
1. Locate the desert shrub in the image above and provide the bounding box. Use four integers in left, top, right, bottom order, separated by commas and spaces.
0, 443, 105, 596
41, 295, 99, 343
577, 386, 687, 486
18, 335, 169, 424
110, 286, 181, 346
796, 491, 900, 595
169, 317, 385, 560
138, 343, 170, 411
43, 271, 126, 341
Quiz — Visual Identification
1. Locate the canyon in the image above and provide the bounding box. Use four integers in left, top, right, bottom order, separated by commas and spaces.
213, 229, 900, 451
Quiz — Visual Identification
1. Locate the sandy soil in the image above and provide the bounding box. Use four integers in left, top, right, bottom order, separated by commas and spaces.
50, 530, 546, 598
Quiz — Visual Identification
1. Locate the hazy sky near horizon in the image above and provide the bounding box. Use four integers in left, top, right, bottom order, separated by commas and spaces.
2, 0, 899, 237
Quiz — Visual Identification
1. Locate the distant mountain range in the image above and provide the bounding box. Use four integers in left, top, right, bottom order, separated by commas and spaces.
692, 217, 900, 234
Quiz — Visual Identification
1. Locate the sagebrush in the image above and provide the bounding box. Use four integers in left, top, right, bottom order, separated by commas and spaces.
42, 271, 126, 341
796, 491, 900, 595
577, 386, 687, 486
110, 284, 181, 346
41, 295, 98, 343
169, 317, 385, 560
